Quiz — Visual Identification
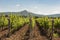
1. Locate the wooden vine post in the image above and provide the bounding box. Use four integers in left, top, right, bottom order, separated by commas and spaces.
29, 14, 32, 32
6, 15, 10, 37
8, 17, 10, 37
29, 13, 33, 39
50, 18, 54, 40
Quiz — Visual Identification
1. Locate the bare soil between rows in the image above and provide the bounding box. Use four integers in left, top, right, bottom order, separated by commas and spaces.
0, 24, 60, 40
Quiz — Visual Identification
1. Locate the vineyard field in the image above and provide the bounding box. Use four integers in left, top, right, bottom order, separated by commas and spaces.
0, 14, 60, 40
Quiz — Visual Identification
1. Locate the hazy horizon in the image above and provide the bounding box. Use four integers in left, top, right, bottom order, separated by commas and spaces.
0, 0, 60, 15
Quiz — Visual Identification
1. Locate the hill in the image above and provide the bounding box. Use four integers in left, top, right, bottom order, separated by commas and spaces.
0, 10, 60, 17
47, 14, 60, 17
0, 10, 43, 17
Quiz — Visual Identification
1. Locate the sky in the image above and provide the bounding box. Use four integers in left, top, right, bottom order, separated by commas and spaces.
0, 0, 60, 15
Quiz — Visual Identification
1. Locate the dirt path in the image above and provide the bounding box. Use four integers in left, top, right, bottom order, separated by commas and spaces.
0, 29, 8, 40
1, 24, 60, 40
53, 38, 60, 40
23, 28, 30, 40
2, 24, 29, 40
28, 25, 48, 40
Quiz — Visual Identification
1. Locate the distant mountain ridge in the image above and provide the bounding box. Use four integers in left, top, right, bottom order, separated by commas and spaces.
20, 10, 43, 17
0, 10, 43, 17
0, 10, 60, 17
47, 14, 60, 17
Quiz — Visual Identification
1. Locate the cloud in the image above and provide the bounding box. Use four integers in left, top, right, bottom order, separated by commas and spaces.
26, 6, 60, 15
34, 6, 38, 9
16, 4, 20, 7
0, 3, 60, 15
